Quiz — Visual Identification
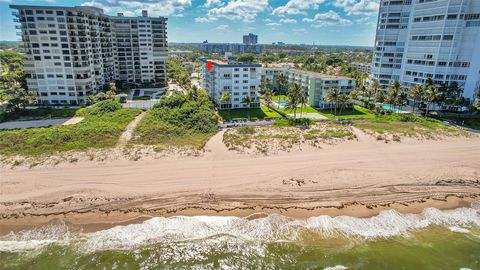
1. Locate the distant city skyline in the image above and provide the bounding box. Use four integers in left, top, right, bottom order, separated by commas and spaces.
0, 0, 380, 46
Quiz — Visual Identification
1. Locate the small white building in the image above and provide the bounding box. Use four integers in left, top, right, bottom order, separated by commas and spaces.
262, 68, 356, 109
351, 62, 372, 73
201, 59, 261, 109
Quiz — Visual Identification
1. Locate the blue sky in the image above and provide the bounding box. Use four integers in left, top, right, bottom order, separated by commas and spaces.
0, 0, 379, 46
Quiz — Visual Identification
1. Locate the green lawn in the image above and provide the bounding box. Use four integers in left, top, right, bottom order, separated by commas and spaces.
219, 106, 283, 121
272, 95, 288, 101
318, 105, 375, 119
276, 105, 322, 115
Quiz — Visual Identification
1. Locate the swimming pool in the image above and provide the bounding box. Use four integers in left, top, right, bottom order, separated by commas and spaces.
277, 101, 287, 107
382, 105, 403, 113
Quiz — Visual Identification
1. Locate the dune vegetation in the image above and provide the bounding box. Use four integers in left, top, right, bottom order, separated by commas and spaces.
0, 100, 141, 156
131, 90, 219, 150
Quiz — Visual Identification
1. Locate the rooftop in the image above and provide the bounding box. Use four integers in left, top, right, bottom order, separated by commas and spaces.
263, 67, 354, 81
10, 5, 167, 19
289, 69, 354, 81
203, 59, 262, 67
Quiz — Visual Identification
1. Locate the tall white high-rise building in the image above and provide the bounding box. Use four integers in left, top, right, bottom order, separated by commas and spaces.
372, 0, 480, 99
10, 5, 168, 105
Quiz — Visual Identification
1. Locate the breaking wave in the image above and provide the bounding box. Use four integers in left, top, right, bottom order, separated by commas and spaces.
1, 207, 479, 253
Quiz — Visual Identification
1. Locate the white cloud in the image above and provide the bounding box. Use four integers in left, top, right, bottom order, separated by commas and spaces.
263, 18, 272, 22
204, 0, 269, 22
203, 0, 224, 8
215, 24, 229, 30
81, 0, 192, 17
333, 0, 379, 16
280, 18, 297, 24
266, 22, 281, 26
195, 16, 217, 22
272, 0, 325, 15
303, 10, 352, 27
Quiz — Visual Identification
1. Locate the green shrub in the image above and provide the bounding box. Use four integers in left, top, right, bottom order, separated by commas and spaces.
132, 91, 219, 148
85, 100, 122, 115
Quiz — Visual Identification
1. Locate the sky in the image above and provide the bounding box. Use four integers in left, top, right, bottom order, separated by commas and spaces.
0, 0, 380, 46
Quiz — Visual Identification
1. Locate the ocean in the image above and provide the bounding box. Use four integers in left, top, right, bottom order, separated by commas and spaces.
1, 207, 479, 270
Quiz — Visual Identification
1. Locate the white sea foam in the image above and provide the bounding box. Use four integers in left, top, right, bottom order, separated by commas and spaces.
323, 266, 348, 270
449, 226, 470, 234
1, 207, 479, 252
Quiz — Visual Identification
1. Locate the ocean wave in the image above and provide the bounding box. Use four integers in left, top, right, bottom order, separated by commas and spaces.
1, 207, 479, 252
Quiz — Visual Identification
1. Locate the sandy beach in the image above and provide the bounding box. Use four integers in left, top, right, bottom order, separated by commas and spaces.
1, 129, 479, 234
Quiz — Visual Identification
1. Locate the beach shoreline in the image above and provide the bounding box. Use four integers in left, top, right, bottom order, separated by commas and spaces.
1, 131, 479, 236
0, 195, 477, 235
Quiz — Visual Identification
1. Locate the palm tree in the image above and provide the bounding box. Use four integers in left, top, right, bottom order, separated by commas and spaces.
220, 91, 231, 120
425, 85, 441, 116
356, 72, 371, 100
386, 80, 402, 110
408, 84, 424, 113
349, 89, 360, 101
375, 89, 386, 103
447, 81, 462, 109
298, 88, 308, 117
275, 72, 288, 99
325, 88, 340, 116
371, 80, 382, 101
262, 89, 274, 111
242, 95, 252, 120
285, 83, 302, 118
475, 88, 480, 111
259, 77, 271, 95
337, 93, 349, 115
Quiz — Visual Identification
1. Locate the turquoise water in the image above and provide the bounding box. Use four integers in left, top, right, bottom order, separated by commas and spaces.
277, 101, 287, 107
1, 207, 480, 269
382, 105, 404, 113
